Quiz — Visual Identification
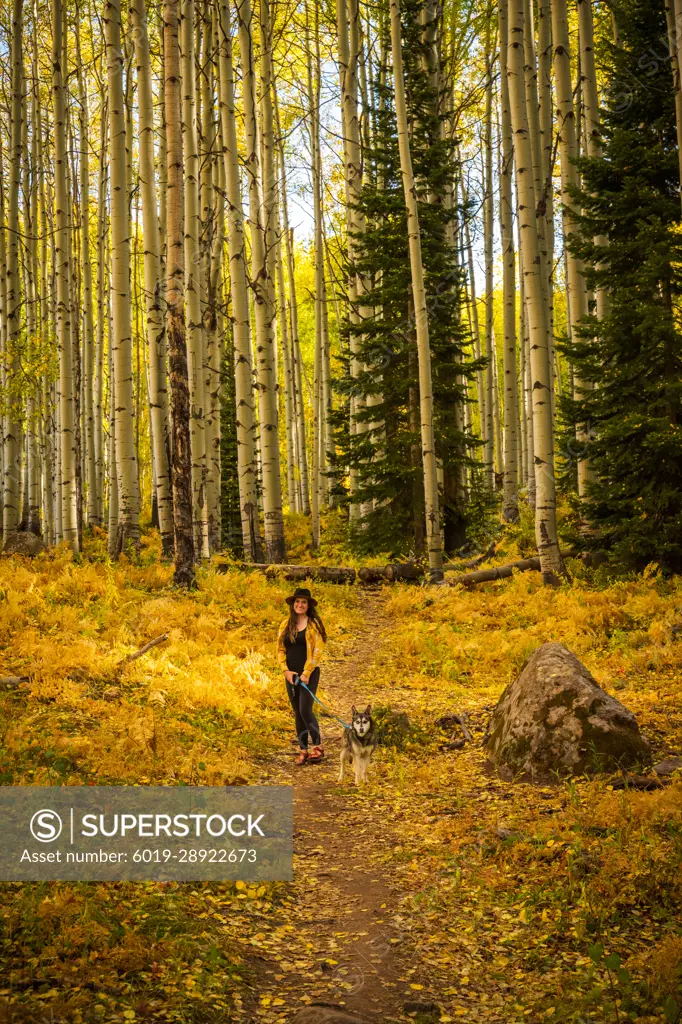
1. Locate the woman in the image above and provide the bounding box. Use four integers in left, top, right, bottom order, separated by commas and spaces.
277, 587, 327, 765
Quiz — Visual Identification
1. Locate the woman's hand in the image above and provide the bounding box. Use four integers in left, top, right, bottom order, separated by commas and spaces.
299, 673, 309, 684
284, 671, 296, 684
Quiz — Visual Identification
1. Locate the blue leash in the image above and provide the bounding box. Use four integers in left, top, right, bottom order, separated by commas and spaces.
293, 675, 351, 730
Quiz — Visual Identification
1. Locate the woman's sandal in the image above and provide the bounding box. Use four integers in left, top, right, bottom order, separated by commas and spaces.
294, 750, 309, 766
308, 745, 324, 763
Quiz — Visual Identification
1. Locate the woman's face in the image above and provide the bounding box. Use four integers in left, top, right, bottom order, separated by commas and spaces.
293, 597, 309, 615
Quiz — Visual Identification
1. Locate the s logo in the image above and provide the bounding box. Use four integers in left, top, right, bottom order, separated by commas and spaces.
30, 809, 63, 843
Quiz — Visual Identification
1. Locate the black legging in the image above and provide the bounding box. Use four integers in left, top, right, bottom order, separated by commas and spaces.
286, 668, 321, 748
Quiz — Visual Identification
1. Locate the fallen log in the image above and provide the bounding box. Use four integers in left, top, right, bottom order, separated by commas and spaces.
444, 557, 541, 587
443, 549, 578, 588
219, 563, 356, 584
358, 562, 426, 583
384, 562, 425, 581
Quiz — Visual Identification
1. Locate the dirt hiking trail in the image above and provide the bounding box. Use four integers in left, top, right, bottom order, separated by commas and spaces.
239, 591, 428, 1024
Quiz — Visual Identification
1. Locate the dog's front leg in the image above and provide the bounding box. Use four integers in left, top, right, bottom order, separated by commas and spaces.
354, 758, 362, 786
338, 749, 347, 783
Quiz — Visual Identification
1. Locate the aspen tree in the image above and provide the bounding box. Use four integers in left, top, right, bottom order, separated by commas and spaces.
551, 0, 593, 498
2, 0, 24, 545
180, 0, 209, 558
74, 8, 98, 532
259, 0, 287, 560
668, 0, 682, 211
315, 2, 334, 510
0, 140, 7, 528
306, 0, 322, 548
268, 85, 296, 516
492, 332, 503, 478
236, 0, 286, 563
274, 200, 297, 514
65, 95, 85, 547
483, 35, 495, 490
95, 108, 108, 523
164, 0, 196, 586
463, 207, 485, 437
105, 0, 141, 553
26, 55, 41, 537
36, 36, 53, 539
107, 317, 119, 553
335, 0, 366, 530
507, 0, 563, 581
130, 0, 174, 557
537, 0, 554, 328
578, 0, 609, 318
522, 0, 553, 386
53, 0, 79, 550
499, 0, 519, 522
217, 0, 263, 560
518, 268, 527, 486
390, 0, 443, 579
201, 8, 221, 553
289, 222, 311, 515
274, 90, 310, 514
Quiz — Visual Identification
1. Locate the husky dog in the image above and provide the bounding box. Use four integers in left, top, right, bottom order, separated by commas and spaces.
338, 705, 377, 785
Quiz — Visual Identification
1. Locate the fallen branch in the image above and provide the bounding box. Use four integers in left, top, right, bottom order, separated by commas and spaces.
120, 634, 169, 665
436, 711, 474, 743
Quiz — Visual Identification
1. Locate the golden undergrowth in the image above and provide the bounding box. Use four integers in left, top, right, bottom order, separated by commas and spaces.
0, 518, 680, 1024
364, 563, 682, 1024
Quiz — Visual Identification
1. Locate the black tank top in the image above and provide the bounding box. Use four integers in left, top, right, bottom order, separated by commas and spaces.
285, 627, 308, 675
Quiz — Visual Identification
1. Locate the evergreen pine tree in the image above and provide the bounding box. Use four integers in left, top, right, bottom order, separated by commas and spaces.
562, 0, 682, 571
331, 0, 481, 557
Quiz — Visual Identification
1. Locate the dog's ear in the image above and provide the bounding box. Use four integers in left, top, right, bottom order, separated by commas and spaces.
365, 704, 372, 715
351, 704, 357, 717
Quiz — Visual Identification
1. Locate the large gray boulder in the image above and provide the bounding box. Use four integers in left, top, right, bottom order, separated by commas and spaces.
484, 642, 650, 777
2, 531, 45, 557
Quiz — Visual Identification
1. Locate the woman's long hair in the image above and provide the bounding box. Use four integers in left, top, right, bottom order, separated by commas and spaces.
279, 601, 327, 645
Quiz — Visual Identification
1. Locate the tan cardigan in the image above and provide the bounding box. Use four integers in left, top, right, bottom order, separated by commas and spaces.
277, 617, 326, 679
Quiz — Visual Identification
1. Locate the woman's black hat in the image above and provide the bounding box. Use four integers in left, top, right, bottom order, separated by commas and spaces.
286, 587, 318, 608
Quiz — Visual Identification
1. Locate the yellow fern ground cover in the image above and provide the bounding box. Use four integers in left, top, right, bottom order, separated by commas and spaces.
0, 538, 680, 1023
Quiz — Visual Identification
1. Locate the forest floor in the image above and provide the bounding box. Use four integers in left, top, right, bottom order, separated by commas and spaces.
0, 520, 681, 1024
